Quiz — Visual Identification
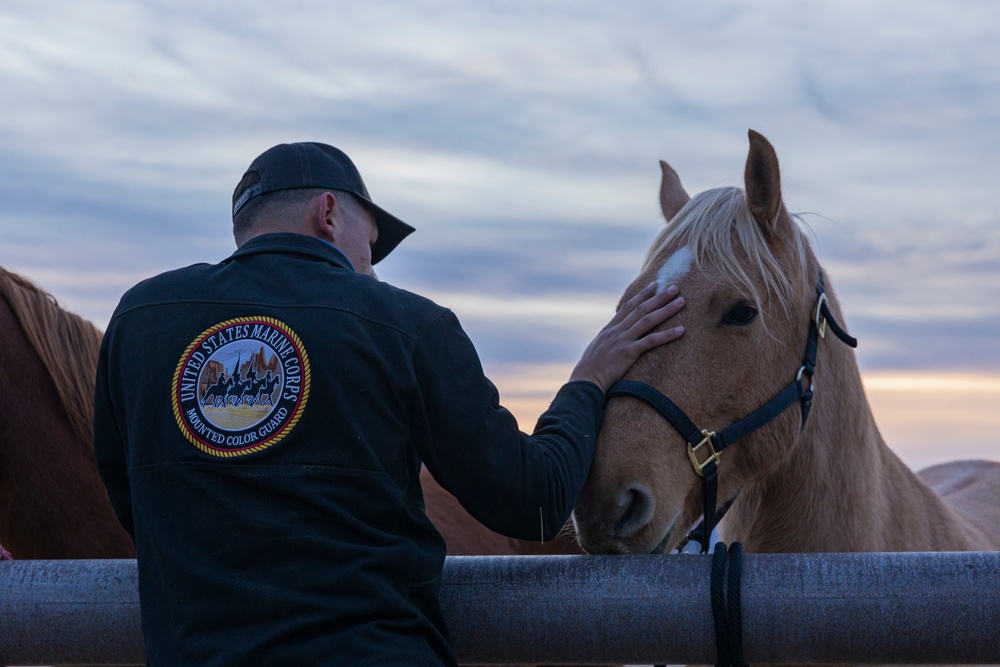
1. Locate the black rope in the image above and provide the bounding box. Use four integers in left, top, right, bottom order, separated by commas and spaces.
727, 542, 745, 667
712, 542, 747, 667
711, 543, 731, 667
654, 542, 746, 667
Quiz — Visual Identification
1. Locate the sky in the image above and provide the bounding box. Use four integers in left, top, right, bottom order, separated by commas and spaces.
2, 1, 999, 470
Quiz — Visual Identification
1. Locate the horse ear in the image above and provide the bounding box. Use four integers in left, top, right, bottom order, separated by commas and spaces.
744, 130, 785, 238
659, 160, 690, 223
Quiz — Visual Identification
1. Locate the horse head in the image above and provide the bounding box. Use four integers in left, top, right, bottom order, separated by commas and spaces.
573, 130, 851, 554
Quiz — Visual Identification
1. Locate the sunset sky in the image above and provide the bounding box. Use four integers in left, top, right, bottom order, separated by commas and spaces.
2, 2, 999, 471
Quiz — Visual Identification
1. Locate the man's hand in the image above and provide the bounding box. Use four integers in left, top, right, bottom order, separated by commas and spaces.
569, 282, 685, 393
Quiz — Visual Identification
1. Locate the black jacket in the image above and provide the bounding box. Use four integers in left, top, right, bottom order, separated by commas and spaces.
94, 233, 605, 666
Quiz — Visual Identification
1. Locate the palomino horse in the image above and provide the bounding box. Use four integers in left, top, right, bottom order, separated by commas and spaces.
573, 130, 1000, 558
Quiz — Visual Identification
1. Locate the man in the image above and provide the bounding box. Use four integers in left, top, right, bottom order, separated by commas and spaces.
95, 142, 685, 666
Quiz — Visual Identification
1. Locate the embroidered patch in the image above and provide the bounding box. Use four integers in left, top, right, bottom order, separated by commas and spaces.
172, 317, 310, 457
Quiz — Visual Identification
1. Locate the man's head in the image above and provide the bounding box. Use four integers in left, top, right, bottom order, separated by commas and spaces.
231, 143, 414, 268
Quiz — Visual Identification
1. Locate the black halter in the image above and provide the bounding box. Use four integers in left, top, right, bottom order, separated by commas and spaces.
607, 272, 858, 554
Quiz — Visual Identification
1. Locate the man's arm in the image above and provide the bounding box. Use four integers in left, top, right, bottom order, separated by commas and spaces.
93, 327, 135, 541
411, 282, 684, 540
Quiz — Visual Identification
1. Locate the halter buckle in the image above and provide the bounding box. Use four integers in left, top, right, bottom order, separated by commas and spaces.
814, 293, 828, 338
687, 430, 720, 477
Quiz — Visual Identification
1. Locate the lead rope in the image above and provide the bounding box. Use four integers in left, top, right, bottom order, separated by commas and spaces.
723, 542, 746, 667
654, 541, 745, 667
711, 543, 731, 667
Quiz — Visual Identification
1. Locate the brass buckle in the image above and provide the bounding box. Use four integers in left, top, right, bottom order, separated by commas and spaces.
687, 430, 720, 477
814, 293, 828, 338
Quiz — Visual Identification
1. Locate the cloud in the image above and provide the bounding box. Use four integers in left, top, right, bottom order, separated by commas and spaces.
1, 0, 1000, 378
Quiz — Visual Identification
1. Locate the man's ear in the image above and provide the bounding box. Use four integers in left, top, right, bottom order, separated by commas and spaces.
313, 191, 338, 242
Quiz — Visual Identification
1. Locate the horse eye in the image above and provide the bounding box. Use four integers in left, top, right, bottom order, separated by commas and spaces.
722, 303, 758, 326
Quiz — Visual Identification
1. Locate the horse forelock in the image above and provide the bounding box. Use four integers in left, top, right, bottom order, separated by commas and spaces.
0, 267, 103, 447
642, 186, 810, 326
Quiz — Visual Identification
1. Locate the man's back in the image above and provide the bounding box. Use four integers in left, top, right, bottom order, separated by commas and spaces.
97, 233, 462, 665
94, 141, 686, 666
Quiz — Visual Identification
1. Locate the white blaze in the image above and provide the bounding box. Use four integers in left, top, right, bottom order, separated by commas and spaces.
656, 245, 693, 293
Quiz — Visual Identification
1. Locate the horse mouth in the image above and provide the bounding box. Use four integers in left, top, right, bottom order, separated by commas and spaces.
648, 512, 682, 554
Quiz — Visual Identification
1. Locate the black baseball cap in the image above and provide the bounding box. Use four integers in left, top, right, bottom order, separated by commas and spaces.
233, 142, 415, 264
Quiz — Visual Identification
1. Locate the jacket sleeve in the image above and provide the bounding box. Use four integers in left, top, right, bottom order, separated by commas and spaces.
93, 323, 135, 541
410, 310, 605, 541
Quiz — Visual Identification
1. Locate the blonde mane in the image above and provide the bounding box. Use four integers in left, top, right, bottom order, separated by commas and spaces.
641, 186, 809, 319
0, 268, 103, 445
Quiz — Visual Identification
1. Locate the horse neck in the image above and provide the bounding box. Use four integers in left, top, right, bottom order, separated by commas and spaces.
0, 271, 103, 446
724, 316, 976, 553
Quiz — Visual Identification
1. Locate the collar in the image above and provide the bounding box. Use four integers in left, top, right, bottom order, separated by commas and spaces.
228, 233, 356, 272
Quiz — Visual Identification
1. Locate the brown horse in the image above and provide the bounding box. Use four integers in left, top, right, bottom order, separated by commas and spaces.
422, 467, 582, 556
573, 130, 1000, 558
0, 267, 133, 559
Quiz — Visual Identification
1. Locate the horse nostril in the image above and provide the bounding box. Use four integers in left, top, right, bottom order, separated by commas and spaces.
613, 483, 655, 539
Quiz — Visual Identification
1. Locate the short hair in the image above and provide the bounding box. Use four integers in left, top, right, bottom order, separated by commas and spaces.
327, 189, 367, 217
231, 171, 366, 240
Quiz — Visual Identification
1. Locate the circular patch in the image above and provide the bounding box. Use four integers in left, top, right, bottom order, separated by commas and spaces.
172, 317, 310, 457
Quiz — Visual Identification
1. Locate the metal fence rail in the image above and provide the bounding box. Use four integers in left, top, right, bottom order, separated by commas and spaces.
2, 552, 999, 666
